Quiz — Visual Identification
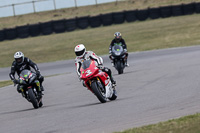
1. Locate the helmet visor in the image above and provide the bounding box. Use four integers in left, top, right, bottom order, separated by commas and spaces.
75, 49, 85, 56
115, 37, 121, 42
15, 57, 23, 64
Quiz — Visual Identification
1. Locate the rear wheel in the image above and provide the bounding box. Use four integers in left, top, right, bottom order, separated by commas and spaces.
91, 81, 107, 103
28, 89, 39, 109
109, 90, 117, 100
39, 101, 43, 107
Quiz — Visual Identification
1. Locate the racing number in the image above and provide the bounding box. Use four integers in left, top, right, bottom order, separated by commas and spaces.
86, 70, 92, 76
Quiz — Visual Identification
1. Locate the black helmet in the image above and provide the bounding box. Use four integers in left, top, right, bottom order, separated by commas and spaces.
114, 32, 122, 42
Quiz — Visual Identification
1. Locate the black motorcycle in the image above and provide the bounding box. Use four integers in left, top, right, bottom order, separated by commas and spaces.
111, 45, 126, 74
17, 69, 43, 109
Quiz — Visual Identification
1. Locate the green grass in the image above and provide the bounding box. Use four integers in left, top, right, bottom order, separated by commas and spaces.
114, 113, 200, 133
0, 80, 13, 88
0, 73, 68, 88
1, 14, 200, 68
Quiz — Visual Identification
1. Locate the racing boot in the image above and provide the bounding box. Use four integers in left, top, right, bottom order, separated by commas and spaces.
110, 75, 116, 87
38, 75, 44, 92
40, 84, 44, 92
21, 90, 26, 98
111, 62, 114, 67
81, 80, 86, 87
125, 60, 129, 67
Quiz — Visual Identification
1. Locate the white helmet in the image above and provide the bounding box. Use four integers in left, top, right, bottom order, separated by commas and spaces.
14, 51, 24, 65
75, 44, 86, 58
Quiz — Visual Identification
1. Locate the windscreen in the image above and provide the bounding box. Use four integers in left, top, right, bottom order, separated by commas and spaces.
82, 60, 92, 70
112, 45, 123, 53
20, 70, 30, 77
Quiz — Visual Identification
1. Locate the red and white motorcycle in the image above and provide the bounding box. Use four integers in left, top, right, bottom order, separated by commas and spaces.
80, 59, 117, 103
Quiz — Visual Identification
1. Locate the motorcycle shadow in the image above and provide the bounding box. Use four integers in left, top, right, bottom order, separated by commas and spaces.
113, 70, 135, 76
0, 108, 35, 115
71, 102, 102, 109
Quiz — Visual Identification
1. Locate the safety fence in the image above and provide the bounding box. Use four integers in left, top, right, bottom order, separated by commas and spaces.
0, 2, 200, 41
0, 0, 118, 17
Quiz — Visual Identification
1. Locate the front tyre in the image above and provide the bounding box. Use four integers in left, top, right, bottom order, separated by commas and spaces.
28, 89, 39, 109
117, 60, 123, 74
91, 81, 107, 103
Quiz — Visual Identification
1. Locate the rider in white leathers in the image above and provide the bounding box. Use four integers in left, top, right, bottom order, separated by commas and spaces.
74, 44, 116, 86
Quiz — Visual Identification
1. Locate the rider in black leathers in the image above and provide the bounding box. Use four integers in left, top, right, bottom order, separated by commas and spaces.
109, 32, 129, 66
9, 51, 44, 96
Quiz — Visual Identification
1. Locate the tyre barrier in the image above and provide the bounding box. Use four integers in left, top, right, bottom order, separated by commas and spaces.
16, 25, 30, 38
136, 9, 149, 21
113, 12, 125, 24
89, 15, 102, 28
0, 2, 200, 41
53, 19, 66, 33
5, 28, 17, 40
65, 18, 77, 32
100, 13, 113, 26
172, 5, 183, 16
29, 24, 41, 37
0, 30, 5, 41
40, 21, 53, 35
124, 10, 137, 22
76, 16, 89, 29
183, 3, 195, 15
195, 2, 200, 13
160, 6, 172, 18
149, 7, 161, 19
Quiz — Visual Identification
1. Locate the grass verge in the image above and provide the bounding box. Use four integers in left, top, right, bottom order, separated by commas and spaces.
0, 73, 68, 88
1, 14, 200, 68
0, 80, 13, 88
114, 113, 200, 133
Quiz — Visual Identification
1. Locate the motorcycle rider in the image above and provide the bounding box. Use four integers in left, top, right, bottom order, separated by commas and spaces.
109, 32, 129, 67
9, 51, 44, 97
75, 44, 116, 87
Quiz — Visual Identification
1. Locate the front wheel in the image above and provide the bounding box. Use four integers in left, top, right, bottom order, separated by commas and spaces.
117, 60, 123, 74
91, 81, 107, 103
28, 89, 39, 109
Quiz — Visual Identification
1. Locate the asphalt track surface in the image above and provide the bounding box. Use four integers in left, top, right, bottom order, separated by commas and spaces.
1, 46, 200, 133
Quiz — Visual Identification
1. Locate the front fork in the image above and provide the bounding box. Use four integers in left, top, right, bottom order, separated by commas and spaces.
34, 80, 41, 92
19, 80, 41, 97
87, 77, 103, 93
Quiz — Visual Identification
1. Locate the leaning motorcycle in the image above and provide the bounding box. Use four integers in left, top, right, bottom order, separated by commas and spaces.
80, 59, 117, 103
17, 69, 43, 109
110, 45, 126, 74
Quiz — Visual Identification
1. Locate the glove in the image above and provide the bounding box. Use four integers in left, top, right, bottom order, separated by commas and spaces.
13, 79, 19, 84
109, 51, 112, 55
36, 71, 40, 77
98, 65, 104, 69
124, 49, 127, 52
